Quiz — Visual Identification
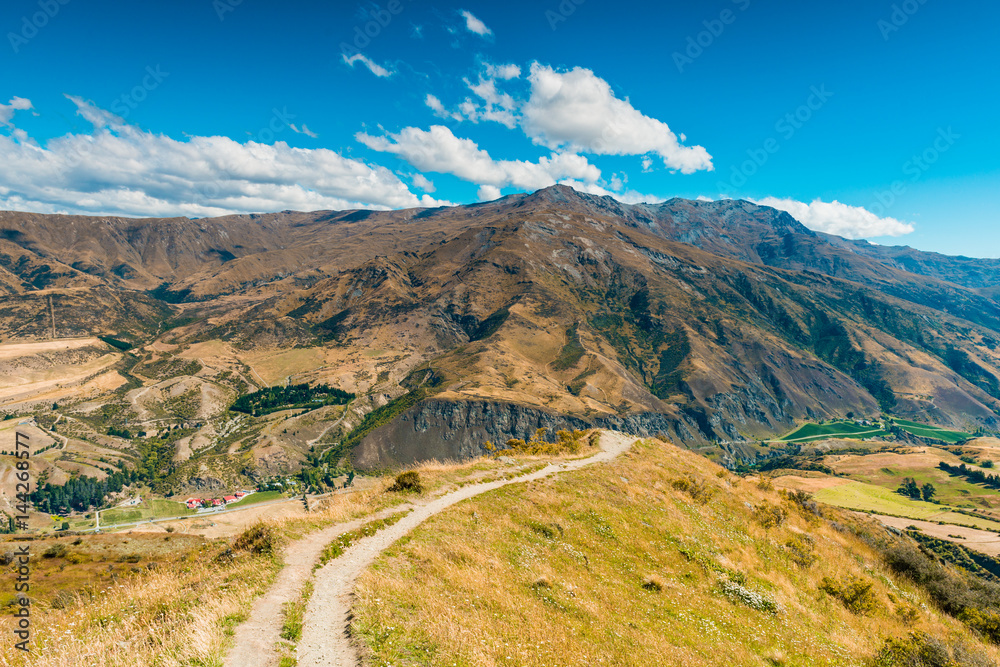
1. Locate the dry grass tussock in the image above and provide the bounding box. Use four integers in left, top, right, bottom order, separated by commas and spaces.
353, 437, 1000, 667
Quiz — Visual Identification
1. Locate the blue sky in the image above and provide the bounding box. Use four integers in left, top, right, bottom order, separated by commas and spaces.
0, 0, 997, 256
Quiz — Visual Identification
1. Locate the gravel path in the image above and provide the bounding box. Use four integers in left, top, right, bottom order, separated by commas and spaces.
297, 430, 637, 667
223, 506, 410, 667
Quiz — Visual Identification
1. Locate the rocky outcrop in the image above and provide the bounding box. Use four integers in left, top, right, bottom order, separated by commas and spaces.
352, 398, 702, 470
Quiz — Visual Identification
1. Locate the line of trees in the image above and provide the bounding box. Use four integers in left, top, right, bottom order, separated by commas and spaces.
939, 461, 1000, 489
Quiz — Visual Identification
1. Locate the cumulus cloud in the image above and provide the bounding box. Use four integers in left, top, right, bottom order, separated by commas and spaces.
0, 96, 448, 218
461, 76, 518, 128
460, 10, 492, 37
342, 53, 392, 78
478, 184, 502, 201
521, 64, 713, 174
485, 63, 521, 80
755, 197, 915, 238
356, 124, 602, 191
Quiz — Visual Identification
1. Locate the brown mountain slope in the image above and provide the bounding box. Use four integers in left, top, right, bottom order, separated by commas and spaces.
1, 186, 999, 474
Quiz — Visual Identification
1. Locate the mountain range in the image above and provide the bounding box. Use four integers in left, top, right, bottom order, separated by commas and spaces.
3, 185, 1000, 474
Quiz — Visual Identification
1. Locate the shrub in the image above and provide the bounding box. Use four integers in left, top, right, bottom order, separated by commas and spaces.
753, 503, 787, 529
784, 535, 819, 568
869, 632, 993, 667
671, 476, 717, 504
819, 576, 880, 615
118, 554, 142, 563
959, 607, 1000, 644
233, 521, 281, 557
387, 471, 423, 493
642, 575, 665, 592
42, 543, 67, 559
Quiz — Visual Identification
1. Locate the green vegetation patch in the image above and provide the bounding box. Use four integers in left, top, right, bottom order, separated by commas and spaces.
814, 479, 1000, 531
891, 418, 971, 444
551, 325, 586, 371
231, 382, 354, 416
778, 420, 890, 443
223, 490, 285, 509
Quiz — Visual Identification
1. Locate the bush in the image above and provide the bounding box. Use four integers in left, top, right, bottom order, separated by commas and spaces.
65, 552, 90, 565
819, 576, 880, 615
233, 521, 282, 557
784, 535, 819, 568
42, 543, 67, 559
387, 471, 423, 494
869, 632, 992, 667
642, 575, 665, 592
670, 476, 717, 504
753, 503, 787, 529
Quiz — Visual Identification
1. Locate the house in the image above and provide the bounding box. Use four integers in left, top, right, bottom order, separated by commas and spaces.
212, 499, 223, 507
223, 495, 237, 504
234, 491, 246, 499
184, 498, 202, 509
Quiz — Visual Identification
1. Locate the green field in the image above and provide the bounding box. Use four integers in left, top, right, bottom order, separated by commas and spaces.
815, 479, 1000, 531
777, 420, 889, 443
890, 418, 971, 443
101, 499, 194, 525
222, 490, 285, 509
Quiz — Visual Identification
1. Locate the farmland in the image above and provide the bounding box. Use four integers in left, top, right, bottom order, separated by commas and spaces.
776, 420, 889, 443
890, 417, 971, 443
101, 498, 194, 525
777, 475, 1000, 531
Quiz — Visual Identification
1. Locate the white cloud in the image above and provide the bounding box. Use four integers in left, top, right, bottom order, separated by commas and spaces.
0, 96, 32, 128
411, 172, 435, 192
356, 124, 601, 191
462, 76, 518, 128
290, 123, 318, 138
485, 63, 521, 80
460, 10, 492, 37
754, 197, 915, 238
478, 185, 502, 201
342, 53, 392, 78
0, 96, 449, 219
521, 64, 713, 174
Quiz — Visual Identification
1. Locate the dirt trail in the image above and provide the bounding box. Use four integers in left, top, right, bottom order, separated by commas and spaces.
223, 505, 411, 667
297, 430, 637, 667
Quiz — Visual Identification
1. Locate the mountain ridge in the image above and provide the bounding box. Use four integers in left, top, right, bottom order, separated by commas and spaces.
2, 185, 1000, 474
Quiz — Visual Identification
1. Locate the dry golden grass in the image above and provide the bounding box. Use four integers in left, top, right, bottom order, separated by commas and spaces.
352, 438, 1000, 667
0, 543, 278, 667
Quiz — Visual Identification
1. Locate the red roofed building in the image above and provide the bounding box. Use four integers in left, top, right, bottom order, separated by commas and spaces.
224, 495, 237, 503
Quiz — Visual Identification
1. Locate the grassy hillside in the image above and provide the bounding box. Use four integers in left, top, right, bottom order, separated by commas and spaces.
352, 437, 1000, 666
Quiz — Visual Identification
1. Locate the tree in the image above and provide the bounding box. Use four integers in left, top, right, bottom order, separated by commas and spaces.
920, 483, 936, 502
897, 477, 921, 500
